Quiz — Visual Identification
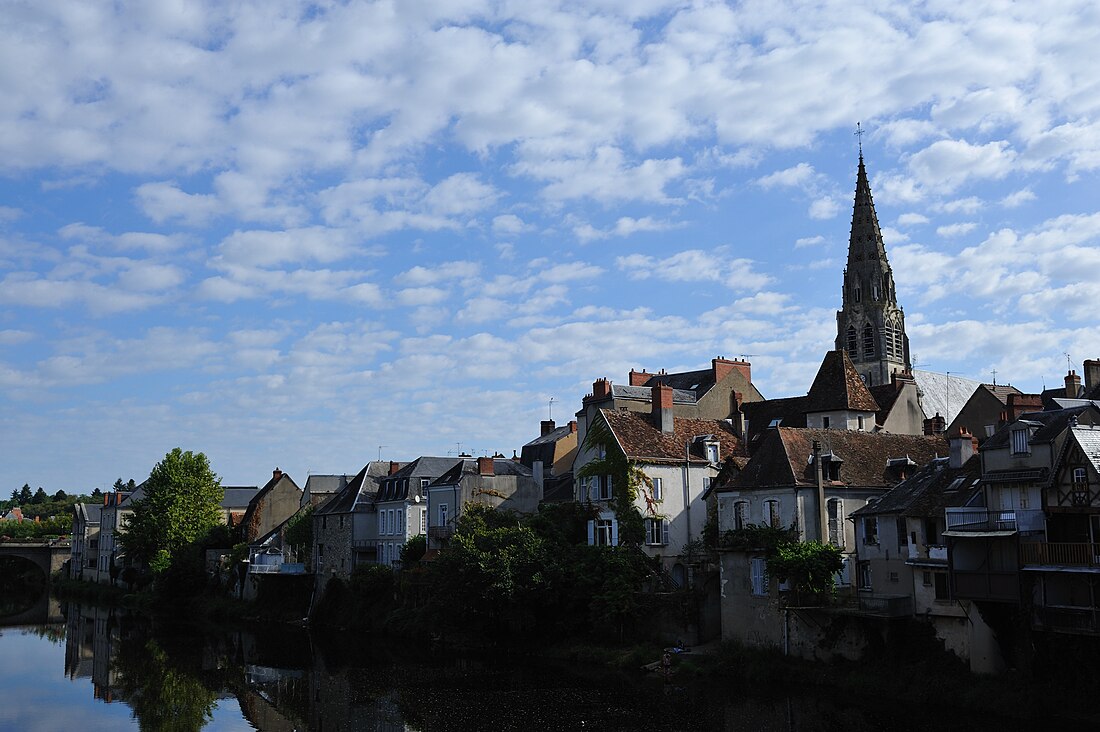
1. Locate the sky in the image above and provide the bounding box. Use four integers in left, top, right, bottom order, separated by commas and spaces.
3, 0, 1100, 492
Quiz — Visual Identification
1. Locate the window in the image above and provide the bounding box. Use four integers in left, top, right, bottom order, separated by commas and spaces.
751, 557, 769, 596
846, 327, 858, 357
317, 543, 324, 569
923, 571, 932, 587
858, 560, 871, 590
646, 518, 669, 546
889, 572, 899, 583
439, 503, 449, 529
897, 517, 908, 552
420, 508, 427, 534
826, 498, 843, 547
734, 501, 749, 531
378, 512, 384, 536
1011, 428, 1029, 455
703, 477, 712, 493
1074, 467, 1089, 487
593, 519, 615, 546
854, 284, 862, 303
933, 572, 949, 601
595, 475, 613, 501
924, 517, 940, 545
857, 415, 865, 431
862, 517, 879, 545
706, 443, 720, 463
872, 282, 881, 301
421, 478, 431, 488
89, 538, 98, 550
652, 477, 663, 501
322, 516, 327, 530
862, 324, 875, 357
764, 499, 781, 528
822, 416, 831, 429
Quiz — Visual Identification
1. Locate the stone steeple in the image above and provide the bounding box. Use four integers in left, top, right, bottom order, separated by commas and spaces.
835, 152, 910, 387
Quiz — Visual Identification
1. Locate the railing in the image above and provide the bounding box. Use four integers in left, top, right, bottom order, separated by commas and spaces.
1020, 542, 1100, 568
428, 526, 454, 540
952, 571, 1019, 602
856, 594, 913, 617
1033, 606, 1100, 634
249, 563, 281, 574
249, 562, 305, 575
945, 508, 1044, 532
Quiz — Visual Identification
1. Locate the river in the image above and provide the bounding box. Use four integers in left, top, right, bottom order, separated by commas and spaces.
0, 595, 1045, 732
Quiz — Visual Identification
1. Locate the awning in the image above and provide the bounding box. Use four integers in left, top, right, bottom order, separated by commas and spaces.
942, 530, 1017, 538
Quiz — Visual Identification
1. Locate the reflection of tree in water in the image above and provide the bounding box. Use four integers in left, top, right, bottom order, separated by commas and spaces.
0, 556, 46, 617
112, 632, 219, 732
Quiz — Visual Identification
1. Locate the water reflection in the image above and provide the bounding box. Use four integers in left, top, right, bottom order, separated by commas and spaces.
0, 600, 1028, 731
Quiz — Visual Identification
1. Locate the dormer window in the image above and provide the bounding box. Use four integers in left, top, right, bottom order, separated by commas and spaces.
1011, 428, 1030, 455
706, 443, 720, 463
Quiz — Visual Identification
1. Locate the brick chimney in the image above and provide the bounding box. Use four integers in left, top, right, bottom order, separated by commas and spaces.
272, 467, 283, 482
949, 426, 978, 469
1066, 370, 1082, 398
541, 419, 556, 436
713, 356, 751, 384
591, 378, 612, 400
923, 413, 946, 436
478, 456, 494, 476
1006, 393, 1043, 421
569, 420, 577, 433
1084, 359, 1100, 394
651, 383, 675, 433
389, 461, 401, 475
629, 368, 654, 386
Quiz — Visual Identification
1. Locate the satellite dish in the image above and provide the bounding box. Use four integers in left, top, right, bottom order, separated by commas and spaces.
413, 495, 421, 504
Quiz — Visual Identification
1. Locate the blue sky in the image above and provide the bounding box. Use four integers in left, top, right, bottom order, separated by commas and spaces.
3, 1, 1100, 492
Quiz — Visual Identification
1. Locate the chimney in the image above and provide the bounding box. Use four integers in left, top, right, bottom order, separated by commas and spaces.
103, 493, 109, 506
728, 391, 744, 437
272, 467, 283, 482
923, 413, 946, 436
541, 419, 556, 436
1066, 370, 1082, 398
389, 461, 401, 475
629, 368, 654, 386
651, 383, 675, 433
713, 356, 751, 384
478, 456, 494, 476
569, 420, 577, 434
813, 440, 827, 543
1084, 359, 1100, 394
591, 378, 612, 400
949, 426, 978, 469
1006, 393, 1043, 421
532, 459, 544, 490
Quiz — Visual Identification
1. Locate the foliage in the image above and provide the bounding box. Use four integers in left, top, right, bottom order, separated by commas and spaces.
0, 514, 72, 539
119, 448, 224, 573
18, 484, 31, 504
399, 534, 426, 564
113, 637, 218, 732
52, 489, 67, 501
718, 523, 798, 554
283, 506, 314, 557
766, 540, 844, 603
31, 487, 48, 504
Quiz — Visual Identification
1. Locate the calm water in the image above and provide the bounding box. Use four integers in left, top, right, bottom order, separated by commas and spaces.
0, 594, 1046, 732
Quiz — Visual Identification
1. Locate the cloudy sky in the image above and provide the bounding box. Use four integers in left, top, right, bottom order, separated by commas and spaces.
3, 0, 1100, 492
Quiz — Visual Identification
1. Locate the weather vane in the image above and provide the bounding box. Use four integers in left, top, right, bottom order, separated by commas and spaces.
855, 122, 864, 156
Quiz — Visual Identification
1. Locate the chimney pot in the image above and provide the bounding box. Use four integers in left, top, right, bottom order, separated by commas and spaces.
389, 461, 401, 475
651, 383, 675, 433
540, 419, 556, 436
1066, 370, 1082, 398
478, 456, 494, 476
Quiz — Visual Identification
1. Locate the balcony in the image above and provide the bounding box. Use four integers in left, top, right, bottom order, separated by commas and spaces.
1053, 482, 1100, 509
1020, 542, 1100, 569
945, 508, 1044, 533
855, 594, 913, 617
1033, 606, 1100, 635
428, 525, 454, 541
952, 571, 1019, 602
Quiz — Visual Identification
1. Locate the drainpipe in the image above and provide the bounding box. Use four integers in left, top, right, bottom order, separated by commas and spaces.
683, 439, 692, 548
783, 607, 790, 656
813, 440, 827, 543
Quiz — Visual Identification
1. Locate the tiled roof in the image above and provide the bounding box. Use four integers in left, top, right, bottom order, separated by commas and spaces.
432, 458, 533, 485
600, 409, 746, 464
851, 455, 983, 518
304, 474, 354, 496
805, 351, 879, 413
730, 427, 948, 490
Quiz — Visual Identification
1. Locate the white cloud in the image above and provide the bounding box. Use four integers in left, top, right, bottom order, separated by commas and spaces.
897, 213, 929, 226
794, 235, 824, 248
908, 139, 1017, 191
1001, 188, 1036, 208
935, 222, 977, 238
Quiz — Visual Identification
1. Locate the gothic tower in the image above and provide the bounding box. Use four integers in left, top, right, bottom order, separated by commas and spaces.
835, 152, 910, 387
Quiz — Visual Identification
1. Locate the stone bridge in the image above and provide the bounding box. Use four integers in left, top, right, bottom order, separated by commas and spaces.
0, 540, 71, 579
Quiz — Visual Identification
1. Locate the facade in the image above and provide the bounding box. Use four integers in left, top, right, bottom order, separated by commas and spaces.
574, 383, 746, 583
94, 488, 138, 584
69, 502, 102, 580
834, 153, 910, 388
946, 383, 1024, 443
426, 456, 540, 550
311, 461, 389, 580
240, 469, 302, 544
520, 419, 578, 502
372, 457, 459, 567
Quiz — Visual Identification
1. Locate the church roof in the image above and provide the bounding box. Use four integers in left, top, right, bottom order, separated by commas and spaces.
805, 350, 879, 413
847, 153, 889, 266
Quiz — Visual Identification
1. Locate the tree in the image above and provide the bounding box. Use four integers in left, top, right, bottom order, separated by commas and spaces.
31, 487, 48, 504
91, 487, 103, 499
119, 448, 224, 574
52, 489, 67, 502
18, 484, 32, 504
113, 478, 125, 492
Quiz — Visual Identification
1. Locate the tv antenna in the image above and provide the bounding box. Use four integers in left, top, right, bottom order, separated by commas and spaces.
548, 397, 556, 421
377, 445, 387, 462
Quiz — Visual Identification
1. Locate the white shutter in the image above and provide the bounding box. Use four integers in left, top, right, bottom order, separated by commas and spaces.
751, 557, 765, 595
661, 520, 669, 546
611, 519, 619, 546
605, 474, 613, 499
587, 520, 595, 545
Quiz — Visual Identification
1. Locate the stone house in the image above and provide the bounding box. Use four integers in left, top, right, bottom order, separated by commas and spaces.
426, 456, 539, 550
311, 461, 389, 580
69, 502, 101, 580
239, 469, 303, 544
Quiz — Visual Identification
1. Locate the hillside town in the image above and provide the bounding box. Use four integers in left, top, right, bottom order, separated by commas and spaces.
57, 153, 1100, 675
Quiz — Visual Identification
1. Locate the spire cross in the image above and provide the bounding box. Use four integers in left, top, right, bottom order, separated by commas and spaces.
991, 369, 997, 386
855, 122, 864, 156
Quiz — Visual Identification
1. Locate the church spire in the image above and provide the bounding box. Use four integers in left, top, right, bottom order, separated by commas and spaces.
835, 141, 910, 387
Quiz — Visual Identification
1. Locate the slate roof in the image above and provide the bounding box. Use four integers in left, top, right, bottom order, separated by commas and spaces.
600, 409, 746, 464
850, 455, 983, 518
984, 405, 1100, 450
730, 427, 949, 490
221, 487, 260, 508
74, 502, 102, 523
524, 423, 575, 447
377, 457, 463, 502
304, 474, 354, 496
315, 461, 390, 515
610, 383, 697, 404
432, 458, 533, 486
1070, 424, 1100, 473
912, 370, 982, 421
644, 368, 716, 395
805, 351, 879, 413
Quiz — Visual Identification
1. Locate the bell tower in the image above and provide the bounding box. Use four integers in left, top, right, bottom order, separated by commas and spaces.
835, 144, 910, 387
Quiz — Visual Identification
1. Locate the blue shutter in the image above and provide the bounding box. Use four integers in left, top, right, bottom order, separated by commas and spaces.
611, 519, 619, 546
661, 519, 669, 546
586, 520, 595, 546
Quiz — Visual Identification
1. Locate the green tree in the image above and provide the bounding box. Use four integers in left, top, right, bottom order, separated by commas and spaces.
767, 540, 844, 605
18, 484, 32, 504
119, 448, 224, 573
113, 478, 125, 492
51, 489, 67, 502
31, 487, 48, 504
91, 487, 103, 499
399, 534, 426, 565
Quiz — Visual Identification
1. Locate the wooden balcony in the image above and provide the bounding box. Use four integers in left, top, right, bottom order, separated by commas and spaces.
1020, 542, 1100, 568
428, 525, 454, 541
